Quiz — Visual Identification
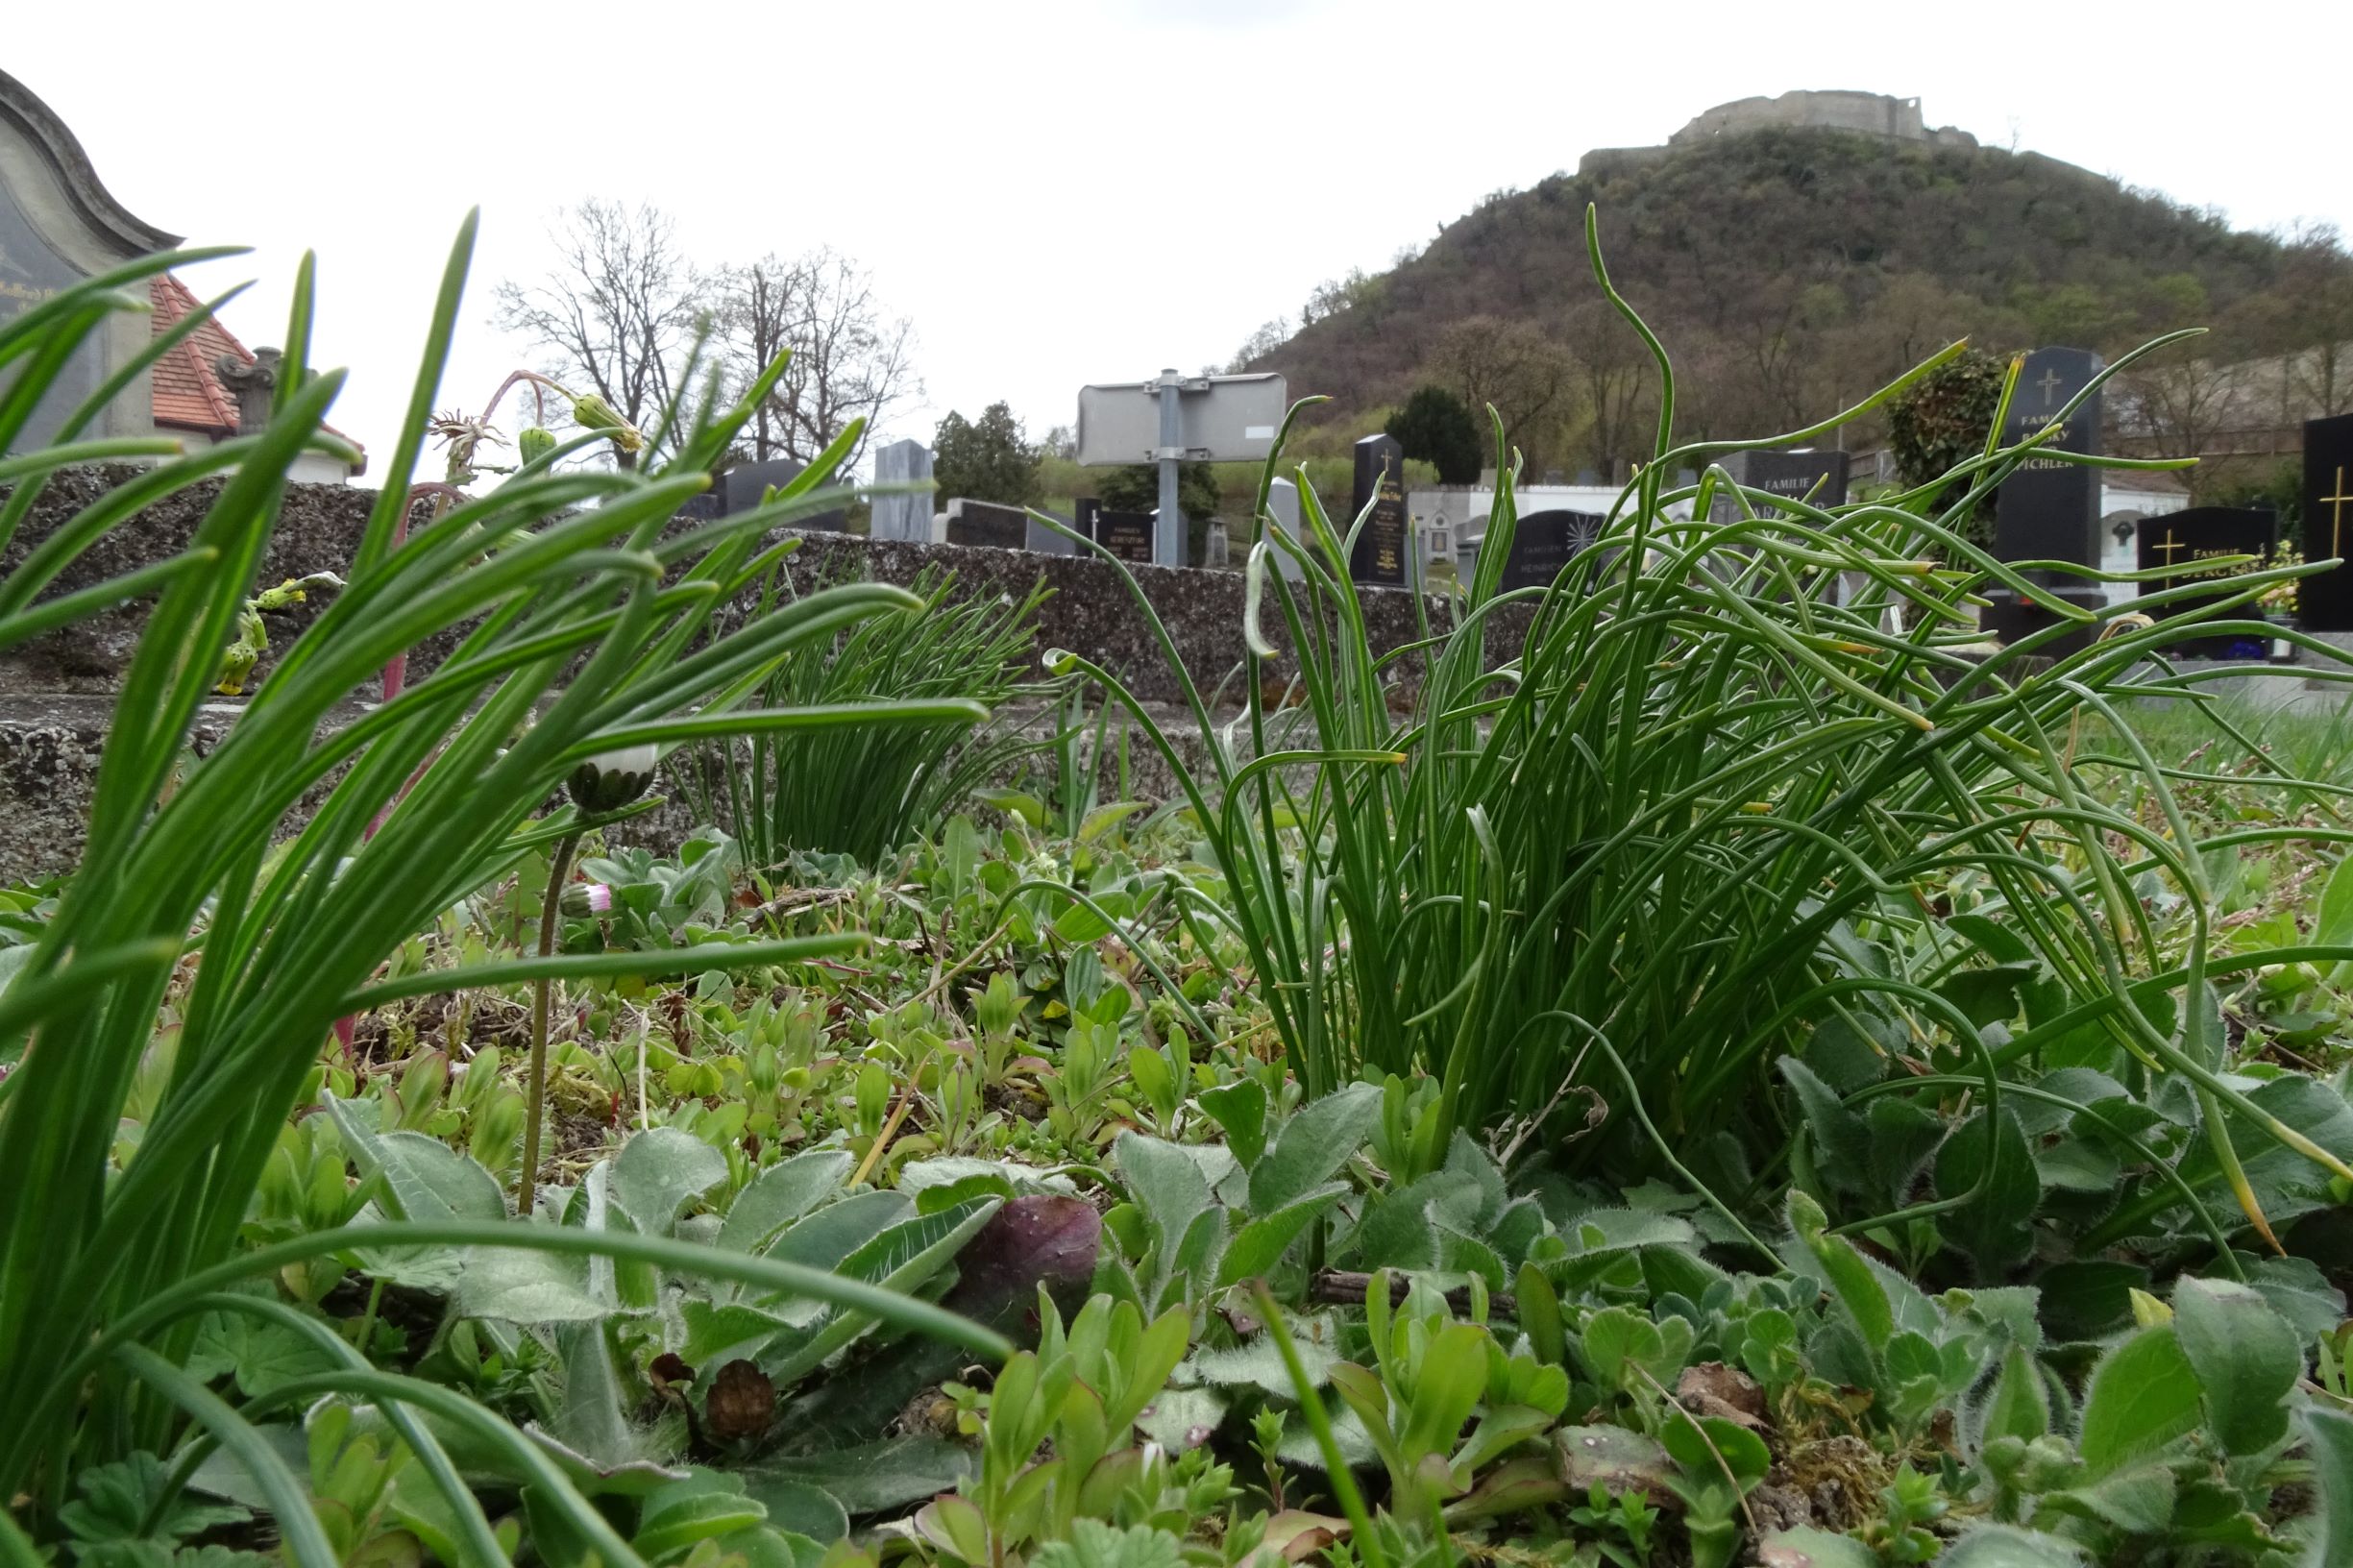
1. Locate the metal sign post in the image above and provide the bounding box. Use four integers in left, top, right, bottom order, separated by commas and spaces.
1077, 372, 1288, 568
1157, 369, 1183, 567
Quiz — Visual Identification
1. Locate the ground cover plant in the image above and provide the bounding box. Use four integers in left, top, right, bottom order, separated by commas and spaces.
4, 208, 2353, 1568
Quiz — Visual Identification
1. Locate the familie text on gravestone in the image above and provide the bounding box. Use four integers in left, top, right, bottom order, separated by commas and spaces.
1350, 433, 1409, 586
2302, 414, 2353, 633
1723, 449, 1851, 512
2138, 508, 2276, 658
1986, 347, 2104, 645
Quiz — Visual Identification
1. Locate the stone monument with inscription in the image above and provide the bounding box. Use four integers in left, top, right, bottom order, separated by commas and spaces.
1493, 509, 1608, 593
1716, 449, 1851, 515
1087, 501, 1154, 565
2138, 507, 2275, 658
0, 68, 181, 452
2301, 414, 2353, 634
1985, 347, 2105, 647
1350, 433, 1409, 587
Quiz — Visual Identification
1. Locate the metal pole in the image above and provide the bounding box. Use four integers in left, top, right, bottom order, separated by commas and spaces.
1157, 368, 1183, 567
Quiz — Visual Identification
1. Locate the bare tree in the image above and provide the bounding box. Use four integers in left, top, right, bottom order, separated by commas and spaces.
493, 201, 710, 462
2279, 226, 2353, 420
1426, 315, 1572, 451
716, 252, 813, 464
1226, 316, 1292, 373
1559, 301, 1653, 480
716, 248, 919, 473
2118, 350, 2249, 484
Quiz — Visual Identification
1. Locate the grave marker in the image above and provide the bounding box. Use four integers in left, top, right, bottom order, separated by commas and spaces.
1093, 507, 1156, 565
2138, 507, 2276, 658
1720, 449, 1851, 513
2302, 414, 2353, 633
0, 69, 182, 452
722, 458, 847, 528
1494, 509, 1607, 593
1985, 346, 2104, 645
1351, 433, 1409, 586
944, 498, 1027, 550
870, 438, 934, 542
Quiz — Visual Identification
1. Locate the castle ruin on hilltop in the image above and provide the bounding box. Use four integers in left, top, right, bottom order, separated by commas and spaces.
1580, 90, 1978, 176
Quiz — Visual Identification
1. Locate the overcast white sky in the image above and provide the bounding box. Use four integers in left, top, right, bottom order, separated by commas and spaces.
12, 0, 2349, 478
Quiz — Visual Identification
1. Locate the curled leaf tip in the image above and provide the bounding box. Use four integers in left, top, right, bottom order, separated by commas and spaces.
1243, 542, 1278, 660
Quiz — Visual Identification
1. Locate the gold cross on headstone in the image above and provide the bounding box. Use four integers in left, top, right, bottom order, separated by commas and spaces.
2037, 367, 2066, 405
2324, 465, 2353, 558
2151, 528, 2185, 567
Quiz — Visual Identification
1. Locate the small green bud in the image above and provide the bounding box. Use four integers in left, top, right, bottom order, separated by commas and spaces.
2018, 1435, 2080, 1494
570, 392, 644, 454
518, 426, 558, 466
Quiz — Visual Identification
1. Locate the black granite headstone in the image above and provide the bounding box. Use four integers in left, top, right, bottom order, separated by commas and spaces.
721, 458, 847, 528
945, 498, 1026, 550
1727, 449, 1851, 512
2138, 507, 2276, 658
1496, 509, 1607, 593
1984, 347, 2105, 647
1095, 509, 1156, 565
1350, 433, 1409, 586
2302, 414, 2353, 633
675, 488, 726, 523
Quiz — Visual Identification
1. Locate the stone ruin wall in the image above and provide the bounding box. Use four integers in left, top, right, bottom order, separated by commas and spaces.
1580, 89, 1979, 177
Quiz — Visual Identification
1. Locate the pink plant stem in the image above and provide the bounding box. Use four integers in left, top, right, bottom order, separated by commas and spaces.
332, 481, 464, 1055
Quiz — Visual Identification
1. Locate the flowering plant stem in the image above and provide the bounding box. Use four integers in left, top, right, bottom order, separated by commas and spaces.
519, 826, 583, 1216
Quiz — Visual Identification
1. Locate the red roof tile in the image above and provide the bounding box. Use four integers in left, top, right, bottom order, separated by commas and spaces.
148, 273, 244, 437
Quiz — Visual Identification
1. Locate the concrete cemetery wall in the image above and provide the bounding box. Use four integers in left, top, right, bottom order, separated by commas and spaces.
0, 467, 1489, 882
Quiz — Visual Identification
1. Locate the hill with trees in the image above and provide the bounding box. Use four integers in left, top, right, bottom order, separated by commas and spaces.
1239, 127, 2353, 489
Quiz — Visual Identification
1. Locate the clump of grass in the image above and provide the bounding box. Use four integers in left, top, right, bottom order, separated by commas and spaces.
697, 564, 1051, 865
1049, 204, 2353, 1237
0, 219, 1004, 1539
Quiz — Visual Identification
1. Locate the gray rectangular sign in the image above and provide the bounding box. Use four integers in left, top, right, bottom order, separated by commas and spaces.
1075, 373, 1289, 466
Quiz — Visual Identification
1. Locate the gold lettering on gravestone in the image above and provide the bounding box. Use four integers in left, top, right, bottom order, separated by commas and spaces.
2186, 547, 2242, 581
1377, 454, 1402, 574
2323, 466, 2353, 559
0, 242, 61, 314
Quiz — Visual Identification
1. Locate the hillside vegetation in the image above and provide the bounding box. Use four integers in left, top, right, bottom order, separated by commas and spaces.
1248, 127, 2353, 480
